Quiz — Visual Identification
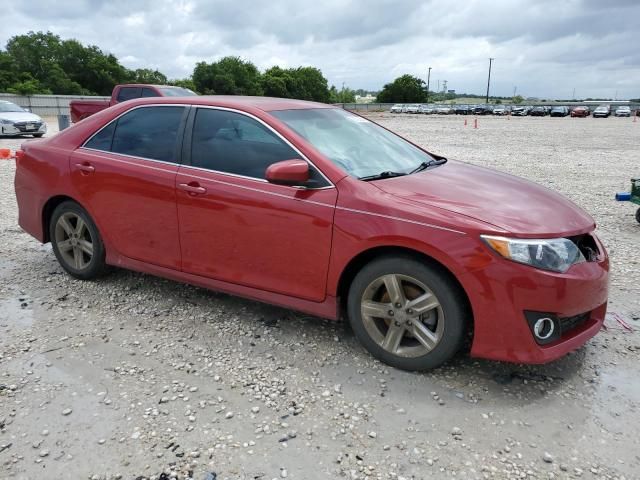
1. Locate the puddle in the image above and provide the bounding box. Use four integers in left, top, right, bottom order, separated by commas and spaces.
0, 296, 34, 328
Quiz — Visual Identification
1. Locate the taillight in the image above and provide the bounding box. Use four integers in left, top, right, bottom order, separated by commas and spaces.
15, 150, 25, 161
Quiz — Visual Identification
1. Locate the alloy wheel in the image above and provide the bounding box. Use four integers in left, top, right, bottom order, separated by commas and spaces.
360, 273, 444, 358
54, 212, 94, 270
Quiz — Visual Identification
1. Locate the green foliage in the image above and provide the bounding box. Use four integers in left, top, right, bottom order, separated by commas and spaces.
2, 31, 131, 95
130, 68, 168, 85
512, 95, 524, 104
193, 57, 263, 95
169, 78, 197, 92
376, 75, 426, 103
329, 85, 356, 103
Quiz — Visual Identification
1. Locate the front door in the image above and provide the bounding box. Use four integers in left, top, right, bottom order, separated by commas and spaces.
176, 107, 336, 302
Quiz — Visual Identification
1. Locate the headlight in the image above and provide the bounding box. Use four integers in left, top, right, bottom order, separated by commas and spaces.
481, 235, 585, 273
0, 119, 13, 125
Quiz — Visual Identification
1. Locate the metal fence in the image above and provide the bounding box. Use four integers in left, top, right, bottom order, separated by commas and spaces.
0, 93, 109, 117
336, 102, 640, 112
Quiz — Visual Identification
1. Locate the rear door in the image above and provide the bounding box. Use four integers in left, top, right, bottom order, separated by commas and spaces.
175, 106, 337, 301
70, 105, 188, 270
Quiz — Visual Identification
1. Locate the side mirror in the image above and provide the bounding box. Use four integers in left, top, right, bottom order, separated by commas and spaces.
266, 159, 310, 186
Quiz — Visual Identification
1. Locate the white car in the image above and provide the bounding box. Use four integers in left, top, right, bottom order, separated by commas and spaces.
615, 106, 631, 117
0, 101, 47, 137
405, 104, 421, 114
390, 104, 404, 113
435, 105, 453, 114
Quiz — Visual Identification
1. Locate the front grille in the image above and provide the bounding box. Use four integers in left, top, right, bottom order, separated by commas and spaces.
14, 121, 42, 132
559, 312, 590, 334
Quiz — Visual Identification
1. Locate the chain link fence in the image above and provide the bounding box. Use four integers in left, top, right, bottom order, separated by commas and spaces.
0, 93, 109, 117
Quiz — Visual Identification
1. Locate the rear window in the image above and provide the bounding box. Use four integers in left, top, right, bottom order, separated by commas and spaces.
116, 87, 142, 102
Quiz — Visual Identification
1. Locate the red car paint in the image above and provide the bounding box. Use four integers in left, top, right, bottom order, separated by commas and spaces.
12, 96, 609, 364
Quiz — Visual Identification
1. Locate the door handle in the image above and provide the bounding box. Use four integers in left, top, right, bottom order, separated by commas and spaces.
178, 182, 207, 195
75, 162, 95, 173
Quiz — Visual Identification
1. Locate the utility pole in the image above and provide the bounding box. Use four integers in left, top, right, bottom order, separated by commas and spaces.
442, 80, 447, 93
572, 87, 576, 100
426, 67, 431, 104
486, 58, 494, 104
513, 86, 517, 97
437, 79, 440, 92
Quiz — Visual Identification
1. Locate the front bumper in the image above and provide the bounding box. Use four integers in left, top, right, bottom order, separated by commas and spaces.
0, 121, 47, 136
460, 240, 609, 364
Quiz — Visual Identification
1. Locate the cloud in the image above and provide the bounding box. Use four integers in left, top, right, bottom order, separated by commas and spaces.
2, 0, 639, 98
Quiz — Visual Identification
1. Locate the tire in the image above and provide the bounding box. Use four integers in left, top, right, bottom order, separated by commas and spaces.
347, 255, 468, 371
49, 201, 108, 280
636, 208, 640, 224
33, 133, 44, 138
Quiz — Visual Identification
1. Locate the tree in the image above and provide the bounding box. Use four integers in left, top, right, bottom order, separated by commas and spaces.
329, 85, 356, 103
169, 78, 197, 92
131, 68, 168, 84
512, 95, 524, 104
193, 57, 262, 95
376, 75, 425, 103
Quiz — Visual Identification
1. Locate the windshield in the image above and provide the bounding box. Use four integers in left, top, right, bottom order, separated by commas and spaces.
271, 108, 435, 179
0, 102, 25, 113
157, 87, 197, 96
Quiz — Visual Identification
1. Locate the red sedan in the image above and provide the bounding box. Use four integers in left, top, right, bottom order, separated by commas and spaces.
570, 106, 590, 117
11, 97, 609, 370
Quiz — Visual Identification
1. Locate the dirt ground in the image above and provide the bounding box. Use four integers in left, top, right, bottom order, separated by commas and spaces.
1, 114, 639, 480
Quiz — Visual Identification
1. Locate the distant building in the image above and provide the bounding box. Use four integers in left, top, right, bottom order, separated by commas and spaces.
355, 94, 376, 104
447, 90, 456, 94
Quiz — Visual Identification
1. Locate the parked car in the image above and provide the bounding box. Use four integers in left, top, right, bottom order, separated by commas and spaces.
390, 104, 405, 113
570, 106, 590, 117
492, 105, 509, 116
405, 104, 421, 114
511, 106, 530, 116
593, 105, 611, 118
472, 104, 493, 115
550, 106, 569, 117
454, 105, 470, 115
614, 106, 631, 117
10, 96, 609, 371
419, 104, 435, 114
70, 84, 197, 123
435, 105, 453, 114
530, 106, 548, 117
0, 100, 47, 138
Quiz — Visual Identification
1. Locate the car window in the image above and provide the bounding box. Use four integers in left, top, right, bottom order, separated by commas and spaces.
141, 88, 159, 98
85, 121, 116, 151
190, 108, 328, 186
107, 106, 185, 162
117, 87, 142, 102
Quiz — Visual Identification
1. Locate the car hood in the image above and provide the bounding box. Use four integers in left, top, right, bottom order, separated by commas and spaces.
372, 160, 594, 236
0, 111, 43, 122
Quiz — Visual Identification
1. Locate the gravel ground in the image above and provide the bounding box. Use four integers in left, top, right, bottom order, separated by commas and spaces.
1, 115, 639, 480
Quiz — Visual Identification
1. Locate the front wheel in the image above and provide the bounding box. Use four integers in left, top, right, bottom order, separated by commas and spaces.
636, 208, 640, 224
33, 133, 44, 138
49, 201, 108, 280
347, 256, 468, 371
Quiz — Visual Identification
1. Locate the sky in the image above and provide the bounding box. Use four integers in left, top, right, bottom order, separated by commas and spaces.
3, 0, 639, 99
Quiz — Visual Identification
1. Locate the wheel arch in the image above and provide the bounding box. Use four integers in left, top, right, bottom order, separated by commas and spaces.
42, 194, 83, 243
336, 246, 474, 341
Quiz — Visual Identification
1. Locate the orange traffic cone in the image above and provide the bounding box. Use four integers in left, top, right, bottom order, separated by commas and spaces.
0, 148, 13, 159
464, 119, 468, 126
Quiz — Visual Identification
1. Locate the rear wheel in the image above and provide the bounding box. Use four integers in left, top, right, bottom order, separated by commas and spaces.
33, 133, 44, 138
347, 256, 468, 371
49, 201, 107, 280
636, 208, 640, 224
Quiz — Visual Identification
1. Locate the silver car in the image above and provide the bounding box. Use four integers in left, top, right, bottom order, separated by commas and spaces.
615, 106, 631, 117
405, 104, 421, 114
390, 104, 404, 113
0, 101, 47, 137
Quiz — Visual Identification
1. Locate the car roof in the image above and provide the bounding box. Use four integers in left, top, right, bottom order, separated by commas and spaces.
120, 95, 333, 112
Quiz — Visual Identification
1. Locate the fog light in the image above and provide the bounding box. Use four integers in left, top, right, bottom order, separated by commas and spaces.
533, 317, 555, 340
524, 311, 561, 345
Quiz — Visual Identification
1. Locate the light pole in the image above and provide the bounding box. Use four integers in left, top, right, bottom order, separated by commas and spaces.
486, 58, 494, 104
426, 67, 431, 103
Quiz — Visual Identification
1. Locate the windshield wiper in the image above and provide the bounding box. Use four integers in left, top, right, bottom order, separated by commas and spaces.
409, 157, 447, 174
359, 171, 407, 181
